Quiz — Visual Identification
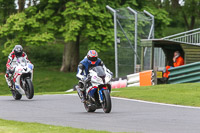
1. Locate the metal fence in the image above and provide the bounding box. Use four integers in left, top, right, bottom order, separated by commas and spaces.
106, 6, 165, 77
168, 62, 200, 84
106, 6, 138, 77
163, 28, 200, 45
116, 8, 137, 77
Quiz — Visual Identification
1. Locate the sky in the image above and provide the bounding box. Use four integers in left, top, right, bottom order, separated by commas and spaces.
14, 0, 184, 9
15, 0, 40, 9
161, 0, 184, 6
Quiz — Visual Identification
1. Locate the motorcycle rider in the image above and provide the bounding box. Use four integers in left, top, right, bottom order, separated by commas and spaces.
5, 45, 31, 89
76, 50, 112, 102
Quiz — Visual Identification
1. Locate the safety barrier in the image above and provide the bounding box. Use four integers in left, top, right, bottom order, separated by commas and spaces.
111, 70, 154, 89
139, 70, 154, 86
111, 78, 127, 89
168, 62, 200, 84
127, 73, 140, 87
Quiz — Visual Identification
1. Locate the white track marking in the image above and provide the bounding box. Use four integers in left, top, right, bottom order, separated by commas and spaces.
112, 97, 200, 110
62, 94, 200, 109
64, 93, 77, 96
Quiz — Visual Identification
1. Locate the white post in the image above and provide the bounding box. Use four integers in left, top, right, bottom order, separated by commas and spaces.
144, 10, 154, 39
106, 5, 118, 78
127, 7, 137, 73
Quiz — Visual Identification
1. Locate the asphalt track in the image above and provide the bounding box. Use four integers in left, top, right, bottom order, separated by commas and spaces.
1, 94, 200, 133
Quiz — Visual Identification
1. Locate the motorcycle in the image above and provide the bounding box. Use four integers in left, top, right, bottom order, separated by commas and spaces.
77, 66, 112, 113
10, 57, 34, 100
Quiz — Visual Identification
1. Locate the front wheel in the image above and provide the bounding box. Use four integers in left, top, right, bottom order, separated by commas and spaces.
11, 81, 22, 100
102, 90, 112, 113
84, 102, 96, 112
11, 90, 22, 100
24, 78, 34, 99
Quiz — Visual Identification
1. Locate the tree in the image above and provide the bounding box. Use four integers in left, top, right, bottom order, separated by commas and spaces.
0, 0, 171, 73
163, 0, 200, 30
59, 0, 140, 72
182, 0, 200, 30
18, 0, 25, 12
0, 0, 16, 24
134, 0, 171, 37
60, 0, 114, 72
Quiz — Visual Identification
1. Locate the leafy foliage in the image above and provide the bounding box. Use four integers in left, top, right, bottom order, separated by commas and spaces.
0, 0, 16, 24
0, 0, 173, 72
143, 6, 171, 37
163, 0, 200, 30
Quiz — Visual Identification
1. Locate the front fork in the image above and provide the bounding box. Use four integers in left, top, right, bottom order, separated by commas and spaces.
98, 87, 108, 103
14, 73, 25, 95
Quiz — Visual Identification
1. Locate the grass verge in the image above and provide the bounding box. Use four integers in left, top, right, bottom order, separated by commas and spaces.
0, 119, 110, 133
111, 83, 200, 107
2, 68, 200, 108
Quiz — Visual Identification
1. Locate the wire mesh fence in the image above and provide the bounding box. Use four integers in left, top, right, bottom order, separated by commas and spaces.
107, 6, 166, 77
116, 8, 136, 77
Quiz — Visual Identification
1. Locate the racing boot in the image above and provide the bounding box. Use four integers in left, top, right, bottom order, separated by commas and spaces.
5, 74, 12, 89
80, 90, 86, 103
76, 85, 86, 103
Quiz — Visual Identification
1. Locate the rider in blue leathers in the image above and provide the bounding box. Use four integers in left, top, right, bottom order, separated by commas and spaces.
76, 50, 112, 102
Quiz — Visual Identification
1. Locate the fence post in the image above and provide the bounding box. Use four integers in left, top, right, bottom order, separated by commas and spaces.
144, 10, 154, 39
106, 5, 118, 78
127, 7, 137, 73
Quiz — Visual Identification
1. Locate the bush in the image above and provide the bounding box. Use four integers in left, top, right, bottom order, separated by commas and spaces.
0, 45, 7, 72
24, 44, 63, 68
0, 44, 64, 72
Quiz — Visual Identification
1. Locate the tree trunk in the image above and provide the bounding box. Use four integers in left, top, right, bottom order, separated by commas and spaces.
60, 36, 80, 72
183, 13, 190, 30
33, 0, 38, 6
28, 0, 31, 7
189, 16, 195, 30
171, 0, 179, 8
18, 0, 25, 12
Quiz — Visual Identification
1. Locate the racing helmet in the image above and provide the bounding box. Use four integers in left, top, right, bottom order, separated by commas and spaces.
14, 45, 23, 57
87, 50, 98, 65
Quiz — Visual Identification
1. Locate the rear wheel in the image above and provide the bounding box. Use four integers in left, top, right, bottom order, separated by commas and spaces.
102, 90, 112, 113
25, 78, 34, 99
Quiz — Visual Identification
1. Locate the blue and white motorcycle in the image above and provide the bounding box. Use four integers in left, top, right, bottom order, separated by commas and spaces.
77, 66, 112, 113
11, 57, 34, 100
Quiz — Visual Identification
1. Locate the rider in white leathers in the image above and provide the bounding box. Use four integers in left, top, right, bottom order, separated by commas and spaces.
5, 45, 31, 89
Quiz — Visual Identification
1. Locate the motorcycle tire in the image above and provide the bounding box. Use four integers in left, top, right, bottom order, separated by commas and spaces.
84, 102, 96, 112
11, 90, 22, 100
25, 78, 34, 99
102, 90, 112, 113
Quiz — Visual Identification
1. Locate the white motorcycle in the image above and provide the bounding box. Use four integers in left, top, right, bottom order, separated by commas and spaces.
77, 66, 113, 113
10, 57, 34, 100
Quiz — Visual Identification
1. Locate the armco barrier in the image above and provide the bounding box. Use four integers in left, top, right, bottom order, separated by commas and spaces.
168, 62, 200, 84
111, 70, 154, 89
111, 79, 127, 89
127, 73, 140, 84
127, 70, 154, 87
139, 70, 153, 86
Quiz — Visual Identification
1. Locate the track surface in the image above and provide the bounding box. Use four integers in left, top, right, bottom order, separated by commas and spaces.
1, 94, 200, 133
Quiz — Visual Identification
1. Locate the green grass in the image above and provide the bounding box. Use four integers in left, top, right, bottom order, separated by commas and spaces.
0, 119, 110, 133
2, 67, 200, 107
0, 68, 78, 95
111, 83, 200, 107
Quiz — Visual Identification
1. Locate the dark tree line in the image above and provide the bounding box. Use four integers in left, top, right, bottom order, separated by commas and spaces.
0, 0, 199, 72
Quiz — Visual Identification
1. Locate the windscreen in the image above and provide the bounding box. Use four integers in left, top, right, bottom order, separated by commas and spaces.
17, 57, 27, 66
92, 66, 106, 77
